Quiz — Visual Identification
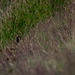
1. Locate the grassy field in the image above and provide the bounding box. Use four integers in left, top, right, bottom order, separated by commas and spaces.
0, 0, 69, 49
0, 0, 75, 75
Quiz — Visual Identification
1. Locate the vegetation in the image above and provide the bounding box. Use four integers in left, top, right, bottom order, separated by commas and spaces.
0, 0, 75, 75
0, 0, 69, 49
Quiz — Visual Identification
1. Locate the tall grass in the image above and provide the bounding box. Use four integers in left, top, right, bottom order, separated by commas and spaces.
0, 0, 69, 49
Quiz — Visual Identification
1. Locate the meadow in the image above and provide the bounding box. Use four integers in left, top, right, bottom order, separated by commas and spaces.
0, 0, 68, 49
0, 0, 75, 75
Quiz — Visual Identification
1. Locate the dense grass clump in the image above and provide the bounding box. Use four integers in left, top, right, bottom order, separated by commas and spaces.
0, 0, 69, 48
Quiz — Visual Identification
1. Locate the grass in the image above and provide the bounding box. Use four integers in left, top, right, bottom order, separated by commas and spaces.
0, 0, 70, 49
0, 0, 75, 75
